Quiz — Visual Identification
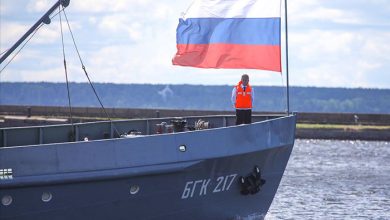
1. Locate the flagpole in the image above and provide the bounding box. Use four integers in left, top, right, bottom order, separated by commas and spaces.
284, 0, 290, 115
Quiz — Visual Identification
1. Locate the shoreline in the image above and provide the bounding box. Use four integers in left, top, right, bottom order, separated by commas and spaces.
296, 125, 390, 141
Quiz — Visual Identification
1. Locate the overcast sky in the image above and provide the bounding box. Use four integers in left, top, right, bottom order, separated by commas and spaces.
1, 0, 389, 88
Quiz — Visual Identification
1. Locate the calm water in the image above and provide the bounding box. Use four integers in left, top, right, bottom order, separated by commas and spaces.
267, 139, 390, 219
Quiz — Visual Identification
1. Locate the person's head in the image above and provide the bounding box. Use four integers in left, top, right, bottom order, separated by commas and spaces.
241, 74, 249, 86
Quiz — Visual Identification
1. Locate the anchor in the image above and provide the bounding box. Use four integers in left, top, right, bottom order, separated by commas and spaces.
239, 166, 266, 195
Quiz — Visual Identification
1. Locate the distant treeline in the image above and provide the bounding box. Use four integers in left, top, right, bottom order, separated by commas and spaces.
0, 82, 389, 114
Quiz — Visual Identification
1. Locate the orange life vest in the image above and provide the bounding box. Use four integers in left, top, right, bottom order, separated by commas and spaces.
235, 81, 252, 109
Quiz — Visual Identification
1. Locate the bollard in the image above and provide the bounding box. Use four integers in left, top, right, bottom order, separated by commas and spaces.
27, 107, 32, 118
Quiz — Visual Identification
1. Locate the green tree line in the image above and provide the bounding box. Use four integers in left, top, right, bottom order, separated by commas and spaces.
0, 82, 389, 114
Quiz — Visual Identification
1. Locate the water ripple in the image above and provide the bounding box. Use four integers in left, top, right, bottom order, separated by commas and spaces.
267, 140, 390, 219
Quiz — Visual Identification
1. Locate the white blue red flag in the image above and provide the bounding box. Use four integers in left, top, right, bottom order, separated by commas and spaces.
172, 0, 281, 72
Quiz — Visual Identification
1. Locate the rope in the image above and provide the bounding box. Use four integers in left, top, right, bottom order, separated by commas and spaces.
59, 5, 75, 140
62, 9, 121, 137
62, 10, 84, 67
0, 49, 9, 56
1, 6, 121, 138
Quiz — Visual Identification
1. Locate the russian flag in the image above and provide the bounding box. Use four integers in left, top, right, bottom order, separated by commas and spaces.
172, 0, 281, 72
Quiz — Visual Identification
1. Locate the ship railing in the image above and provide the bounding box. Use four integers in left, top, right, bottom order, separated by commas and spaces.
0, 114, 285, 148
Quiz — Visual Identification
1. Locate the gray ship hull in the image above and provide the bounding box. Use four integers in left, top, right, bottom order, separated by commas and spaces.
0, 115, 296, 219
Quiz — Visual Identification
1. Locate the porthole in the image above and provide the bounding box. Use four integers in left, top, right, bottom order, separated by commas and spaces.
179, 145, 186, 152
42, 192, 52, 202
130, 185, 140, 195
1, 195, 12, 206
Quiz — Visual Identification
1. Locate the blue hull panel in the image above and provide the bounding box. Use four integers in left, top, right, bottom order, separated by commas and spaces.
0, 115, 296, 219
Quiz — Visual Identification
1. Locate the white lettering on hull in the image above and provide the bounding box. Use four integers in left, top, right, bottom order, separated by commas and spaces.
181, 174, 237, 199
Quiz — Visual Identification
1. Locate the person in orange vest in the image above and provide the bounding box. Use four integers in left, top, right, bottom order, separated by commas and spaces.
231, 74, 254, 125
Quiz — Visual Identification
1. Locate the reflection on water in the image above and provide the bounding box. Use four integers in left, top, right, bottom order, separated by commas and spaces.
267, 139, 390, 219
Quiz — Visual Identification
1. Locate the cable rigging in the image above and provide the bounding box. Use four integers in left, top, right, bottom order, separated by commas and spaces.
60, 7, 121, 137
1, 1, 121, 138
59, 4, 75, 139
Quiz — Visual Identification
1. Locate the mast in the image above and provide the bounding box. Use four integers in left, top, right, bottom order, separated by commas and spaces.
284, 0, 290, 114
0, 0, 70, 64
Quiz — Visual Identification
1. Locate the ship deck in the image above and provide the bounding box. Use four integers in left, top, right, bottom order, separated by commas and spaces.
0, 114, 286, 148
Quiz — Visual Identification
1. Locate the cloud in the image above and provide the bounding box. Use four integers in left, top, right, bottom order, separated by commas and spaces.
299, 7, 362, 25
72, 0, 152, 13
27, 0, 52, 12
289, 29, 390, 88
0, 23, 29, 50
30, 24, 61, 44
0, 2, 82, 52
290, 30, 355, 61
97, 14, 143, 42
1, 0, 390, 89
289, 0, 364, 26
360, 32, 390, 61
